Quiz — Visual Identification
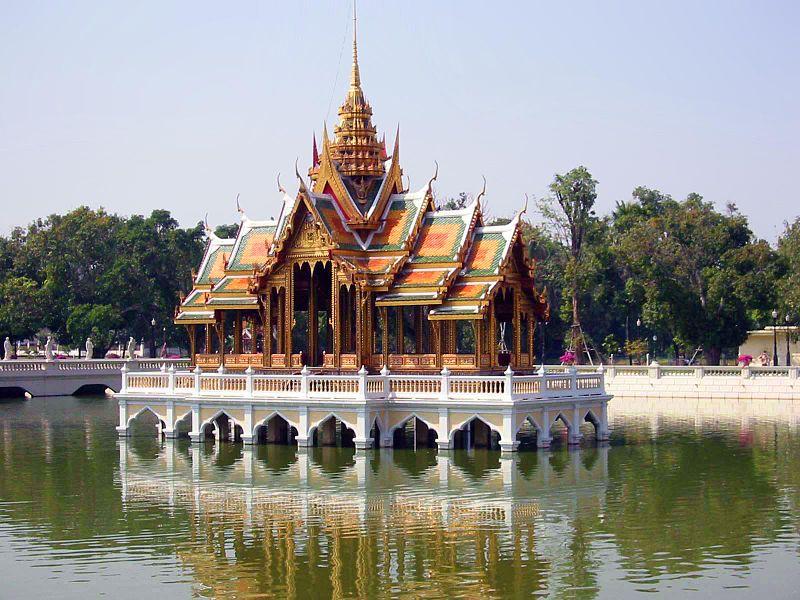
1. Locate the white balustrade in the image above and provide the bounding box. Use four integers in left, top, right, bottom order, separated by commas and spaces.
120, 364, 607, 403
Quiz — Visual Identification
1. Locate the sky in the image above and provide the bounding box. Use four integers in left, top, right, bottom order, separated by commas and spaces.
1, 1, 798, 241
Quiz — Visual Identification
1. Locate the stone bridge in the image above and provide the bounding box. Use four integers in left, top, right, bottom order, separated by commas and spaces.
0, 359, 190, 398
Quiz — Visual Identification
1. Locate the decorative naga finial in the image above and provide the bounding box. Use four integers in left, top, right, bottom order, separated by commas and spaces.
203, 213, 221, 242
295, 158, 308, 193
521, 193, 529, 216
277, 173, 286, 194
236, 193, 244, 216
476, 175, 487, 211
427, 160, 439, 192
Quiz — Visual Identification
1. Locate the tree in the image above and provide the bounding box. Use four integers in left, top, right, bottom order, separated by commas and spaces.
439, 192, 470, 211
65, 304, 123, 357
777, 218, 800, 318
0, 276, 48, 341
539, 167, 598, 361
613, 194, 780, 364
0, 207, 205, 353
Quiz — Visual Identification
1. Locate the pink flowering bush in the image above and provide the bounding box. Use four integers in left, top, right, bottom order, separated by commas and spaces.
560, 350, 576, 365
738, 354, 753, 366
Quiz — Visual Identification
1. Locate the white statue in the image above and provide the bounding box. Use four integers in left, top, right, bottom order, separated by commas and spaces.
3, 337, 12, 361
85, 337, 94, 360
44, 336, 54, 361
126, 336, 136, 360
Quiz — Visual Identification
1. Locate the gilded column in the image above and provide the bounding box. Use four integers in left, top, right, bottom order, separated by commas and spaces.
331, 265, 340, 368
381, 306, 389, 367
308, 264, 317, 366
354, 286, 363, 368
286, 267, 294, 367
263, 292, 271, 366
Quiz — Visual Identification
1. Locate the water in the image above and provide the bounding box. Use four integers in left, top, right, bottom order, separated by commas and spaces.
1, 395, 800, 599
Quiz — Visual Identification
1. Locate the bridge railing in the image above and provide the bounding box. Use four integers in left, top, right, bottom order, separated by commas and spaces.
0, 358, 190, 374
598, 364, 799, 380
121, 365, 607, 403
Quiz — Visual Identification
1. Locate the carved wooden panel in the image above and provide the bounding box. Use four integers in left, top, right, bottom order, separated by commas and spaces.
290, 353, 303, 367
270, 354, 286, 367
387, 354, 437, 369
322, 353, 335, 368
340, 354, 358, 368
225, 354, 265, 369
442, 354, 476, 367
196, 354, 220, 368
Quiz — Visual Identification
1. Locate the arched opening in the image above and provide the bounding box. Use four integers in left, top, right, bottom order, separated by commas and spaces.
201, 413, 243, 443
451, 418, 501, 450
127, 408, 166, 438
0, 386, 31, 400
73, 383, 112, 396
549, 414, 571, 447
392, 416, 438, 449
369, 419, 382, 447
254, 414, 298, 446
581, 411, 601, 442
311, 416, 355, 448
516, 417, 540, 450
174, 412, 192, 438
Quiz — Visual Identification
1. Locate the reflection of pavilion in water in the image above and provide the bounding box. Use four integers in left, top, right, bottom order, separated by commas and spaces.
118, 439, 609, 598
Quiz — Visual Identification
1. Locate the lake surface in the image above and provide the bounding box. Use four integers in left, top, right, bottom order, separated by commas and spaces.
1, 394, 799, 599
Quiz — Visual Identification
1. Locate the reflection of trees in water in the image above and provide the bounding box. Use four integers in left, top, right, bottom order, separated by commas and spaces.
601, 433, 780, 579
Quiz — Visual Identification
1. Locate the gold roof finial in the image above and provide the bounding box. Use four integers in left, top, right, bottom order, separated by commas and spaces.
351, 0, 360, 89
329, 0, 385, 181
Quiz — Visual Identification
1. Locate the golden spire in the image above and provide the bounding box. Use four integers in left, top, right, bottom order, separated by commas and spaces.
329, 0, 385, 184
351, 0, 360, 89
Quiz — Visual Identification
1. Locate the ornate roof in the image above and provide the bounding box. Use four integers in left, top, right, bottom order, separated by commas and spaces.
175, 13, 544, 326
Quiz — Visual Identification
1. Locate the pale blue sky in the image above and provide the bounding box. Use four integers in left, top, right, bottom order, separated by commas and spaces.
1, 1, 798, 240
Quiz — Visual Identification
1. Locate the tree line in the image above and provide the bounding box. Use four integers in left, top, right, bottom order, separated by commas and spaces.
0, 209, 222, 356
525, 167, 798, 365
1, 168, 797, 363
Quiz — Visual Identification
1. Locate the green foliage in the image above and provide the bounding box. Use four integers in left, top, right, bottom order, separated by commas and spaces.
214, 223, 240, 239
613, 194, 780, 364
0, 207, 205, 353
0, 276, 48, 340
624, 339, 648, 361
440, 192, 470, 211
777, 218, 800, 318
66, 304, 123, 356
528, 175, 788, 365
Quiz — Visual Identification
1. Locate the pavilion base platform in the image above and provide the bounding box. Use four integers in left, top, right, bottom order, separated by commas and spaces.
115, 366, 611, 451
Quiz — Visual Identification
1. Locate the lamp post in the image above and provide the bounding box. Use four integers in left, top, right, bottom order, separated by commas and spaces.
787, 314, 792, 367
150, 317, 157, 359
652, 334, 657, 363
636, 318, 642, 365
625, 315, 631, 365
771, 309, 778, 366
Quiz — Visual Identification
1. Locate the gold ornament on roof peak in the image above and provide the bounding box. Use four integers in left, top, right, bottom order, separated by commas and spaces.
329, 0, 385, 182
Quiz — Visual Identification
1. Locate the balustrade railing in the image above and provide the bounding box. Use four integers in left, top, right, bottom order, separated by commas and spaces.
0, 358, 188, 376
120, 364, 608, 403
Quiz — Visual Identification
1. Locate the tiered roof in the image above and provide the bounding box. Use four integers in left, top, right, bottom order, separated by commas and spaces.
175, 11, 545, 327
